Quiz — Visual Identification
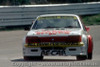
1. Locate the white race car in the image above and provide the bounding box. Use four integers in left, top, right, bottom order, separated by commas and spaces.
23, 14, 93, 60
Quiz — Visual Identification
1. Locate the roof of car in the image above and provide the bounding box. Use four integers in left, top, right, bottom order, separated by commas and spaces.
38, 14, 79, 17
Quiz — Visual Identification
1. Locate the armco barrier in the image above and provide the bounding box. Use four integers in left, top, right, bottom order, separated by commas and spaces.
0, 2, 100, 26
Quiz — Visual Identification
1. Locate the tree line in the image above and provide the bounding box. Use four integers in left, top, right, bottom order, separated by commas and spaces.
0, 0, 100, 5
47, 0, 100, 3
0, 0, 30, 5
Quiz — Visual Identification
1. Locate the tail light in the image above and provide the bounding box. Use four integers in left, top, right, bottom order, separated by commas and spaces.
67, 36, 81, 42
25, 36, 40, 44
25, 36, 81, 44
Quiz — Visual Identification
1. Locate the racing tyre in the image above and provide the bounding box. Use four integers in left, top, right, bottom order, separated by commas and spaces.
77, 55, 87, 60
24, 56, 43, 61
87, 53, 92, 60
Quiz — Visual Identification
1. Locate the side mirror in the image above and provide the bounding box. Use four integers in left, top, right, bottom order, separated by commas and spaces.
86, 27, 90, 32
24, 27, 30, 31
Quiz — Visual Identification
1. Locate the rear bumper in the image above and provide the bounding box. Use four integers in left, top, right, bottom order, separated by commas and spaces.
65, 47, 87, 56
23, 46, 87, 56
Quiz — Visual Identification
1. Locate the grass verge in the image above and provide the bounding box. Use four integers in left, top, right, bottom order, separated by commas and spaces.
82, 14, 100, 26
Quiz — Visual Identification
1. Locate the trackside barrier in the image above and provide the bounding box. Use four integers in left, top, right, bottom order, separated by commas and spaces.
0, 2, 100, 26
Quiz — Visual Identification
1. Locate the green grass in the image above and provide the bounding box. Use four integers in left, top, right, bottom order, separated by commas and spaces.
82, 14, 100, 26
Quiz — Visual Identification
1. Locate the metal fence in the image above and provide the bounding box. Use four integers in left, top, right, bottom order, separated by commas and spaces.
0, 2, 100, 27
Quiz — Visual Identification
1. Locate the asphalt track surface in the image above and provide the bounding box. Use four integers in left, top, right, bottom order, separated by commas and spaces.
0, 25, 100, 67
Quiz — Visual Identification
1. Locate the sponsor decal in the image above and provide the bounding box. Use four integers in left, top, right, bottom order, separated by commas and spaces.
36, 30, 70, 35
37, 16, 77, 20
42, 50, 66, 55
25, 42, 84, 47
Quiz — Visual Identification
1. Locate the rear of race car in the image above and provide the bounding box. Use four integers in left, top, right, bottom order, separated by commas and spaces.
23, 14, 93, 60
23, 32, 91, 60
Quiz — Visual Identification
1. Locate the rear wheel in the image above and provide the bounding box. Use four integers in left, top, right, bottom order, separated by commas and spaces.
24, 56, 43, 61
77, 55, 87, 60
87, 53, 92, 60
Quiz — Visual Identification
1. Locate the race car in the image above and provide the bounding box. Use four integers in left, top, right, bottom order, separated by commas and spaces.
23, 14, 93, 60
